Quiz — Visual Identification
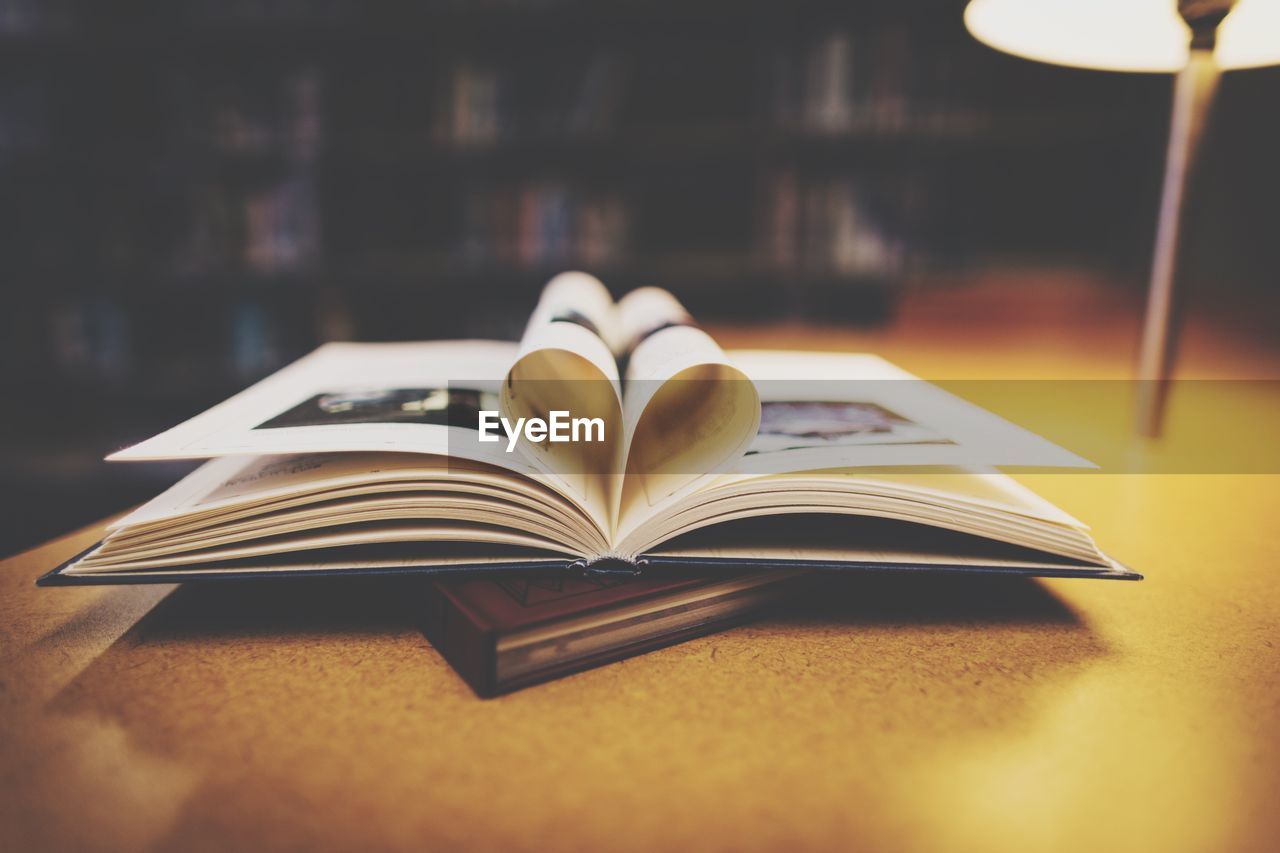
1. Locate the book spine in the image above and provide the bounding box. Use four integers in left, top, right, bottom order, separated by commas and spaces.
420, 582, 500, 697
570, 556, 647, 578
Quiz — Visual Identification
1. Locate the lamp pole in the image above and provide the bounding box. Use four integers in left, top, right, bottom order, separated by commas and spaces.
1135, 0, 1235, 436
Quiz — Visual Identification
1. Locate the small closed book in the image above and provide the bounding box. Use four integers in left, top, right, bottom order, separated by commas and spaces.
38, 273, 1139, 588
422, 568, 805, 696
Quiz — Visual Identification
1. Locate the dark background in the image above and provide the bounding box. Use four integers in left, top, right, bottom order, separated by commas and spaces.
2, 0, 1278, 556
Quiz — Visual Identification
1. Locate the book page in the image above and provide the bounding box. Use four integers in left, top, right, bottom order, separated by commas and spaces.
106, 452, 610, 555
498, 276, 760, 537
500, 272, 624, 525
616, 467, 1105, 564
608, 287, 761, 535
645, 513, 1110, 572
724, 350, 1093, 473
106, 339, 613, 535
110, 340, 521, 463
613, 349, 1096, 556
70, 521, 579, 573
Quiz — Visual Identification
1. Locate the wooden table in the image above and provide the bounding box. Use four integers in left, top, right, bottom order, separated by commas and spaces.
3, 277, 1278, 852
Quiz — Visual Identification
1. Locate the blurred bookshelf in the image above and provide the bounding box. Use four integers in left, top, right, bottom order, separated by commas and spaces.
5, 0, 1272, 553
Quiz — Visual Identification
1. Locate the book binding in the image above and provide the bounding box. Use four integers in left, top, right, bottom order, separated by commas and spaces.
36, 543, 1141, 587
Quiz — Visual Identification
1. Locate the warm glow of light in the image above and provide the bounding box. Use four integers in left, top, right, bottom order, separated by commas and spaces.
964, 0, 1280, 72
1217, 0, 1280, 68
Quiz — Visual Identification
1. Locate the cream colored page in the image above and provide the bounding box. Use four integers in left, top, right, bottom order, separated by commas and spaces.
71, 523, 578, 572
509, 270, 622, 382
648, 539, 1108, 572
110, 481, 598, 555
106, 337, 615, 544
63, 551, 562, 578
620, 486, 1101, 563
108, 453, 608, 551
500, 272, 625, 531
613, 287, 694, 363
93, 496, 592, 561
130, 455, 572, 524
614, 467, 1102, 561
724, 350, 1094, 473
109, 340, 522, 465
613, 352, 1098, 553
674, 467, 1089, 528
504, 279, 765, 545
610, 288, 761, 542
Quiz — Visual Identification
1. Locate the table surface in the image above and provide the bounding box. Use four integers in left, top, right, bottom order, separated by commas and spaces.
3, 276, 1278, 852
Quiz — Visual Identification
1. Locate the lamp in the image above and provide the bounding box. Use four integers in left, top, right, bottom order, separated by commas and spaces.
964, 0, 1280, 435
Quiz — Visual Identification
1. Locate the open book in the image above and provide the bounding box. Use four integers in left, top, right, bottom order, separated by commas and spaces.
40, 272, 1138, 585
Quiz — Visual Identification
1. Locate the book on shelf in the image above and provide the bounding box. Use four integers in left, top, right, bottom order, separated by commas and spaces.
51, 299, 131, 382
762, 170, 906, 277
463, 182, 628, 269
40, 271, 1139, 586
432, 51, 624, 148
771, 28, 988, 137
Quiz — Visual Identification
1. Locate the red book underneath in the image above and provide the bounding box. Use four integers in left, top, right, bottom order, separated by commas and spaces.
421, 568, 805, 697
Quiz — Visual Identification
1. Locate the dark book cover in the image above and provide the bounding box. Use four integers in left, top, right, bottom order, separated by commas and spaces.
421, 570, 802, 697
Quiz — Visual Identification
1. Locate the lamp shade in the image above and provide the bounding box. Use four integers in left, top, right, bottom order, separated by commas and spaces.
964, 0, 1280, 71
